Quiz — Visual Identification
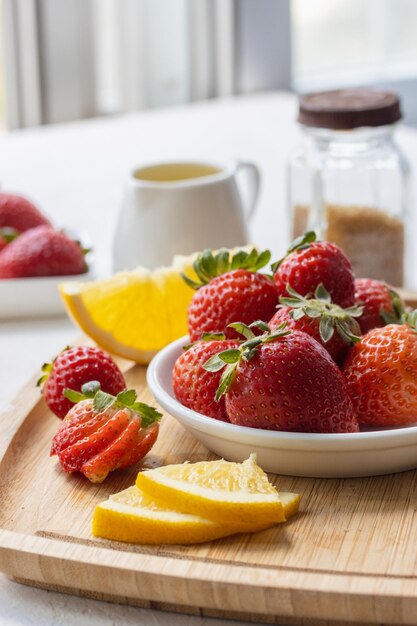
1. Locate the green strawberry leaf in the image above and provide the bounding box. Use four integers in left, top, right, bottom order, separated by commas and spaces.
117, 389, 137, 405
335, 319, 362, 344
319, 316, 334, 343
63, 388, 87, 404
200, 249, 217, 277
181, 247, 271, 289
241, 337, 264, 350
255, 249, 272, 271
315, 283, 331, 303
180, 273, 202, 290
231, 250, 249, 270
93, 390, 116, 413
304, 305, 321, 318
249, 320, 271, 333
290, 308, 305, 321
203, 354, 228, 372
201, 332, 227, 341
227, 322, 255, 339
214, 249, 230, 275
344, 305, 364, 318
381, 289, 406, 325
218, 349, 241, 364
131, 402, 162, 427
215, 363, 238, 401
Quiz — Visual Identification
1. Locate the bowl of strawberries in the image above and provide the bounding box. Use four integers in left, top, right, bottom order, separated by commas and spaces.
0, 193, 94, 319
147, 237, 417, 478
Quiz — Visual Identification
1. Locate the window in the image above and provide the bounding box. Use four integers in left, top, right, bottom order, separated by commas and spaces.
292, 0, 417, 123
0, 8, 5, 130
2, 0, 417, 129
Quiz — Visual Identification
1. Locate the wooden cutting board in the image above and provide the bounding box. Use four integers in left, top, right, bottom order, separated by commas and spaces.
2, 351, 417, 626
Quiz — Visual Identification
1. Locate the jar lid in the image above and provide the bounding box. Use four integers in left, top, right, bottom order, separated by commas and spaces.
298, 89, 402, 130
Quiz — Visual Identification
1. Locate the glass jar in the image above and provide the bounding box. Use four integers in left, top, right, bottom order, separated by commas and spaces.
288, 89, 410, 287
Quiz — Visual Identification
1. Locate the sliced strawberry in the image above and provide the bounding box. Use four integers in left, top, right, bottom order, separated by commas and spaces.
51, 412, 110, 456
58, 410, 131, 473
115, 422, 159, 469
81, 420, 159, 483
50, 384, 162, 482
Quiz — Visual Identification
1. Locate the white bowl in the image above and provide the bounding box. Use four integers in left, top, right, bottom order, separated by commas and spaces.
0, 263, 95, 319
147, 336, 417, 478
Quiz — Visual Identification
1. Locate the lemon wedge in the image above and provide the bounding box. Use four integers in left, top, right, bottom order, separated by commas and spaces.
136, 454, 299, 525
92, 486, 272, 545
59, 253, 198, 363
59, 246, 256, 364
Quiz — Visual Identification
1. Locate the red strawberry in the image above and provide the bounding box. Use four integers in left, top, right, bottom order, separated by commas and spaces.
342, 318, 417, 427
269, 284, 362, 364
39, 345, 126, 418
0, 193, 51, 232
0, 227, 19, 252
272, 232, 355, 308
183, 248, 278, 342
50, 382, 161, 482
172, 336, 239, 421
0, 225, 87, 278
354, 278, 404, 334
205, 323, 359, 433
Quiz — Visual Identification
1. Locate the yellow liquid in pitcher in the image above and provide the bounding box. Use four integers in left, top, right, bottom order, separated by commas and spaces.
134, 163, 221, 182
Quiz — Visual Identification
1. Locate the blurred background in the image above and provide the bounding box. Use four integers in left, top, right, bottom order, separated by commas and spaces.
1, 0, 417, 131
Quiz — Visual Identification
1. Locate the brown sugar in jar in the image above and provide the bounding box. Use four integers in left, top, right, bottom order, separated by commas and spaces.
288, 89, 409, 287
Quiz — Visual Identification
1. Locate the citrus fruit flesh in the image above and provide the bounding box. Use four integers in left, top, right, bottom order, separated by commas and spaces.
59, 246, 256, 364
59, 254, 198, 364
136, 454, 299, 525
92, 486, 275, 545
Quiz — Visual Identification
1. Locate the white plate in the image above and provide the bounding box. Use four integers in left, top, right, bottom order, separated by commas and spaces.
0, 262, 95, 319
147, 336, 417, 478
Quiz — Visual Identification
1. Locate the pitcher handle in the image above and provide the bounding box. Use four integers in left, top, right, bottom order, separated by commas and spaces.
235, 161, 261, 221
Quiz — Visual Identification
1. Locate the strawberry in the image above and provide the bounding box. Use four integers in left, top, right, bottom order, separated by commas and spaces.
39, 345, 126, 418
0, 225, 87, 278
0, 193, 51, 232
172, 335, 239, 421
0, 227, 19, 252
50, 382, 161, 482
269, 284, 362, 364
204, 322, 359, 433
272, 232, 355, 308
342, 315, 417, 427
182, 248, 278, 342
354, 278, 404, 334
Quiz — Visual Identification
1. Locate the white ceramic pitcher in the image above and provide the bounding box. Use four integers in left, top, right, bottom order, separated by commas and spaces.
113, 160, 260, 271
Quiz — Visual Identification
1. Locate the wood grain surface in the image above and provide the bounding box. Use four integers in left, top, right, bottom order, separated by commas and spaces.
2, 354, 417, 625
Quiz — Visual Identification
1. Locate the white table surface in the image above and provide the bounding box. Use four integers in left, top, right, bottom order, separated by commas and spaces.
1, 91, 417, 625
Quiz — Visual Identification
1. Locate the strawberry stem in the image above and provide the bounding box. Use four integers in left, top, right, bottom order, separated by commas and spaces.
279, 283, 363, 345
203, 321, 291, 400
